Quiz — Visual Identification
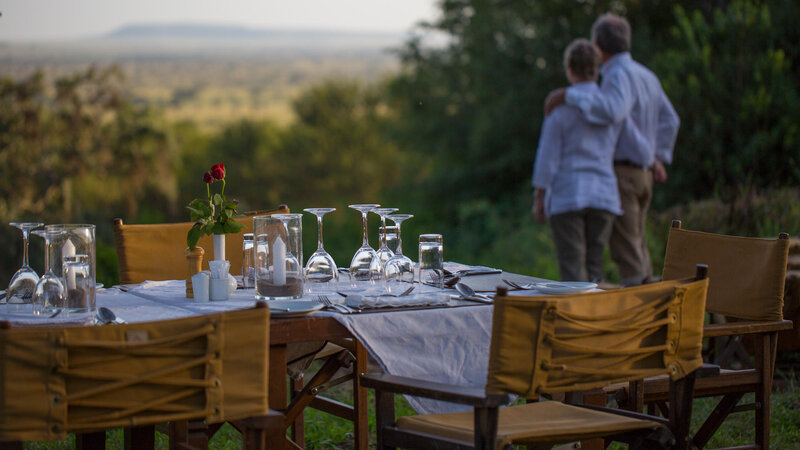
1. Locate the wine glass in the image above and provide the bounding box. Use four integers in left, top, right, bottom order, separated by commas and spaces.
6, 222, 44, 306
371, 207, 398, 266
303, 208, 338, 293
349, 204, 381, 283
31, 229, 67, 316
383, 214, 415, 295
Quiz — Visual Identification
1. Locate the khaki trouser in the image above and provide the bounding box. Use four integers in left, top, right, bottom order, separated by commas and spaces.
610, 165, 654, 286
550, 208, 615, 282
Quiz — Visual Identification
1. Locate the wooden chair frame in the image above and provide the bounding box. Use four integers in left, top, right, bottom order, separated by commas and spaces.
617, 220, 793, 449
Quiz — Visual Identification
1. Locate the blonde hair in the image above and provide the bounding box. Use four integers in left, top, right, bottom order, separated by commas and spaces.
564, 38, 601, 80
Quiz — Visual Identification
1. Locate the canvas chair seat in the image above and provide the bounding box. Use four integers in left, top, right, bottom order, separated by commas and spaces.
397, 400, 663, 448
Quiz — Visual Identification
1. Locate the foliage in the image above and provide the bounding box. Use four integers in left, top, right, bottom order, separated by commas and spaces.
652, 0, 800, 207
0, 67, 178, 287
185, 163, 244, 249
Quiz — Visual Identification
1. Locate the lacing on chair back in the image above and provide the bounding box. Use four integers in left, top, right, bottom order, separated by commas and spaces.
0, 306, 269, 441
486, 278, 708, 398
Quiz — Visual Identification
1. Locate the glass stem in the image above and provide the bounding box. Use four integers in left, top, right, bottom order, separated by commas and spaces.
380, 217, 387, 248
361, 212, 369, 247
395, 224, 403, 256
22, 229, 30, 266
43, 235, 51, 275
317, 215, 324, 251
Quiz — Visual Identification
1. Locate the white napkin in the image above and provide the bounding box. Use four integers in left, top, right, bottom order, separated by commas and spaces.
208, 260, 230, 279
345, 292, 451, 309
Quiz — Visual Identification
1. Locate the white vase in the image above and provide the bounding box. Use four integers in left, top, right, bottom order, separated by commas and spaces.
213, 233, 225, 261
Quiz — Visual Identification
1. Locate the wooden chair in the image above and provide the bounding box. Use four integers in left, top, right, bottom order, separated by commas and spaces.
362, 268, 710, 450
617, 220, 793, 449
113, 205, 289, 284
0, 304, 285, 450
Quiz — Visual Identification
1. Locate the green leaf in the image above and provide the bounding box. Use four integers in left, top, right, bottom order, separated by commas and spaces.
187, 224, 204, 249
212, 222, 226, 235
224, 221, 244, 234
213, 194, 223, 206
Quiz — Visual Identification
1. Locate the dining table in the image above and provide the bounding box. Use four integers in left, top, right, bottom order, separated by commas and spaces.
0, 263, 566, 449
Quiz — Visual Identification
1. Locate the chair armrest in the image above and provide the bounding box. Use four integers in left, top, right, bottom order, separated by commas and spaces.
703, 319, 793, 338
360, 373, 510, 407
697, 363, 721, 378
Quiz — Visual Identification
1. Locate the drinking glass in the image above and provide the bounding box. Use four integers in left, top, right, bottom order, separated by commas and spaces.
419, 234, 444, 289
371, 207, 398, 267
303, 208, 338, 293
379, 225, 399, 254
348, 204, 382, 283
31, 229, 67, 316
6, 222, 44, 305
383, 214, 415, 295
242, 233, 255, 288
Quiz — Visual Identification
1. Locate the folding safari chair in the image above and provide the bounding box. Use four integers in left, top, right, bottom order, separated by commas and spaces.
0, 304, 284, 450
618, 220, 792, 449
362, 267, 710, 450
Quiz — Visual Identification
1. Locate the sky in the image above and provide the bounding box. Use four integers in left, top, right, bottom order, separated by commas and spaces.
0, 0, 439, 41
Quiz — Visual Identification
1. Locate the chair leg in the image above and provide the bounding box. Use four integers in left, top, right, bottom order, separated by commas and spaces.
375, 388, 396, 450
0, 443, 23, 450
473, 406, 499, 450
668, 371, 697, 450
755, 333, 777, 449
124, 425, 155, 450
76, 431, 106, 450
290, 377, 305, 448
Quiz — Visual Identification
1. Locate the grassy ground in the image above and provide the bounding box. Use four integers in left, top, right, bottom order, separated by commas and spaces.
22, 369, 800, 449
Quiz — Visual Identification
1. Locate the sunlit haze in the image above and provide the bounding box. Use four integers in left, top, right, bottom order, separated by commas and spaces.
0, 0, 439, 41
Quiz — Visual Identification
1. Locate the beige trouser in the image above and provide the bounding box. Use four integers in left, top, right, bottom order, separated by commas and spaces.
550, 208, 615, 282
610, 165, 654, 286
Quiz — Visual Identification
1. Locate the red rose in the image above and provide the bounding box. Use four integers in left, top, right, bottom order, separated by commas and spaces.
210, 163, 225, 180
203, 172, 214, 183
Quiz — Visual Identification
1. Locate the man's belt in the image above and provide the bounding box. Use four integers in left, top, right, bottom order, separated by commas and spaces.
614, 160, 647, 170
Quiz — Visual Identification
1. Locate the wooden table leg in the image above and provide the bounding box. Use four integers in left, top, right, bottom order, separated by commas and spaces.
266, 344, 288, 450
353, 340, 369, 450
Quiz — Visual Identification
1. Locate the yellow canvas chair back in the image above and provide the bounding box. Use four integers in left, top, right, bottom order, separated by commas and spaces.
486, 277, 709, 399
661, 220, 789, 321
0, 305, 269, 442
114, 205, 289, 284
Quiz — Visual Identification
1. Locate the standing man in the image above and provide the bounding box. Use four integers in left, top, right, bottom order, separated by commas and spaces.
544, 13, 680, 286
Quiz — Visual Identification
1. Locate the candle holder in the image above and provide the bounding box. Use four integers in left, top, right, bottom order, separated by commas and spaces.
253, 214, 303, 300
45, 224, 96, 314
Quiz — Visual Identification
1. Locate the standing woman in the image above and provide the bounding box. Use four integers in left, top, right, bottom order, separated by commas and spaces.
531, 39, 623, 282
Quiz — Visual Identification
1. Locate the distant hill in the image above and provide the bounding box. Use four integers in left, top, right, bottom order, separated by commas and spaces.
105, 23, 402, 42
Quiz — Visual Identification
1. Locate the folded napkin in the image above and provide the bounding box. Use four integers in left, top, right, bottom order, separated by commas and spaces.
345, 293, 451, 309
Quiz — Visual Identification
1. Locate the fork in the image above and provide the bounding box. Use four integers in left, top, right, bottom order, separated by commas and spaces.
502, 279, 568, 290
318, 295, 350, 314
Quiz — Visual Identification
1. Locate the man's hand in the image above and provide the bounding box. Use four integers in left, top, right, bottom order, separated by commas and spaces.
544, 87, 567, 116
652, 160, 668, 183
532, 189, 547, 224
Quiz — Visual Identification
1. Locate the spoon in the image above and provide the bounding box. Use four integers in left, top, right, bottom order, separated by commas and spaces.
97, 307, 125, 324
454, 282, 493, 304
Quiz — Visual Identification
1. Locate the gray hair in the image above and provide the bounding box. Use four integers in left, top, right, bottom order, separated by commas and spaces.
564, 38, 600, 80
591, 13, 631, 55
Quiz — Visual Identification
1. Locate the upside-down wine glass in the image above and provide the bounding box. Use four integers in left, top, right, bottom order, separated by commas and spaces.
6, 222, 44, 304
31, 229, 67, 316
383, 214, 415, 295
371, 207, 398, 267
303, 208, 338, 292
6, 222, 44, 306
349, 204, 382, 284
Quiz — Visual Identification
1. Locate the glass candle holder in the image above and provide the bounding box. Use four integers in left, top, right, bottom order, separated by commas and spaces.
45, 224, 96, 314
419, 234, 444, 289
253, 214, 304, 300
242, 233, 255, 288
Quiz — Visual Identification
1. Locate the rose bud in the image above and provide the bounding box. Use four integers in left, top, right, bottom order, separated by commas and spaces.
203, 172, 214, 183
210, 163, 225, 180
